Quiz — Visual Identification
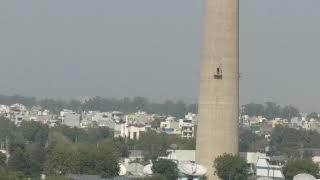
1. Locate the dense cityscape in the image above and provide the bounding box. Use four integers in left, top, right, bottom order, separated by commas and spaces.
0, 95, 320, 179
1, 0, 319, 179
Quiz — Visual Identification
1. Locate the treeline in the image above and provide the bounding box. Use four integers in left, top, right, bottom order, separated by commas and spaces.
270, 125, 320, 158
0, 95, 197, 118
0, 117, 195, 179
242, 102, 300, 120
240, 124, 320, 158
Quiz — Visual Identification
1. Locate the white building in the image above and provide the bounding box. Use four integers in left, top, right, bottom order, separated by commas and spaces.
114, 116, 146, 140
179, 118, 195, 138
10, 103, 27, 113
160, 117, 181, 135
60, 109, 75, 117
241, 152, 268, 174
256, 158, 285, 180
63, 114, 81, 128
0, 105, 10, 114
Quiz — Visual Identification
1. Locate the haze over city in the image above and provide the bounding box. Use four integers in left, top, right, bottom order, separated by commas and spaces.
1, 0, 320, 112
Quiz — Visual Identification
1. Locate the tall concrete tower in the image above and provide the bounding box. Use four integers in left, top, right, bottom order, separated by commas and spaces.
196, 0, 239, 179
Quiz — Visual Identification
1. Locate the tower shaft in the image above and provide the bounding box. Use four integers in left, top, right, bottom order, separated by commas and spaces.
196, 0, 239, 179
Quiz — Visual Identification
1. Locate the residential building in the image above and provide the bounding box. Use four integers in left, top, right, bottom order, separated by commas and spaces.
63, 113, 81, 128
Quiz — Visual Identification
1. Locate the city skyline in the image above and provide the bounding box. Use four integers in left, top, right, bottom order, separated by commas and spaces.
1, 0, 320, 112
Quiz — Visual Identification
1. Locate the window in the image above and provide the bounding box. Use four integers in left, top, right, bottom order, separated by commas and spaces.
214, 66, 223, 79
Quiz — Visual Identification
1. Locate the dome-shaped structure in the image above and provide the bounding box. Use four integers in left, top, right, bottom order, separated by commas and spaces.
127, 163, 144, 176
143, 164, 153, 176
178, 162, 207, 177
119, 164, 127, 176
293, 173, 317, 180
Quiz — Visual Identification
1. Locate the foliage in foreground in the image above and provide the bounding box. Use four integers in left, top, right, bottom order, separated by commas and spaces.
214, 153, 248, 180
152, 159, 179, 180
46, 176, 72, 180
44, 133, 120, 177
283, 159, 319, 180
0, 167, 26, 180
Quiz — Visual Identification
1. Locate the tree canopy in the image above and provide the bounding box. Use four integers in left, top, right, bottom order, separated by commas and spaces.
152, 159, 179, 180
0, 94, 197, 118
242, 102, 300, 120
129, 130, 196, 161
270, 126, 320, 157
214, 154, 248, 180
283, 159, 319, 180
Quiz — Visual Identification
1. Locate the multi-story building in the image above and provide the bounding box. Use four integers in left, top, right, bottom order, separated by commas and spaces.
160, 117, 181, 135
114, 116, 146, 140
179, 118, 195, 138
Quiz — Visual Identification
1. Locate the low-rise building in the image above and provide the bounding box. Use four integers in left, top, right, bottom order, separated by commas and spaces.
114, 116, 147, 140
63, 113, 81, 127
256, 158, 285, 180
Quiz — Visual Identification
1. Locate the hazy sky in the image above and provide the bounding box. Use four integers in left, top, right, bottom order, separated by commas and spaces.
0, 0, 319, 112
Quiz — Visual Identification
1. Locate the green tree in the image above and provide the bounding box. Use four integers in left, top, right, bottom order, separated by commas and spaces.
283, 159, 319, 180
95, 140, 120, 178
270, 126, 320, 157
264, 102, 281, 120
242, 103, 265, 117
18, 121, 49, 146
25, 144, 46, 178
214, 154, 248, 180
0, 152, 6, 166
113, 138, 129, 157
0, 117, 15, 141
44, 133, 79, 175
8, 147, 32, 176
152, 159, 179, 180
239, 128, 268, 152
0, 167, 26, 180
137, 131, 170, 161
281, 105, 300, 120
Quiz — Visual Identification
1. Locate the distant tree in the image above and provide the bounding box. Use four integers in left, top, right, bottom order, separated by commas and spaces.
0, 117, 16, 141
283, 159, 319, 180
52, 126, 89, 143
8, 147, 31, 176
281, 105, 300, 120
8, 143, 46, 179
239, 128, 268, 152
25, 144, 46, 178
86, 127, 113, 142
239, 128, 256, 152
44, 133, 78, 175
175, 137, 196, 150
214, 154, 248, 180
113, 138, 129, 157
242, 103, 265, 117
264, 102, 281, 120
152, 159, 179, 180
137, 131, 170, 161
0, 94, 36, 107
307, 112, 319, 120
91, 140, 120, 178
18, 121, 49, 146
270, 125, 320, 157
